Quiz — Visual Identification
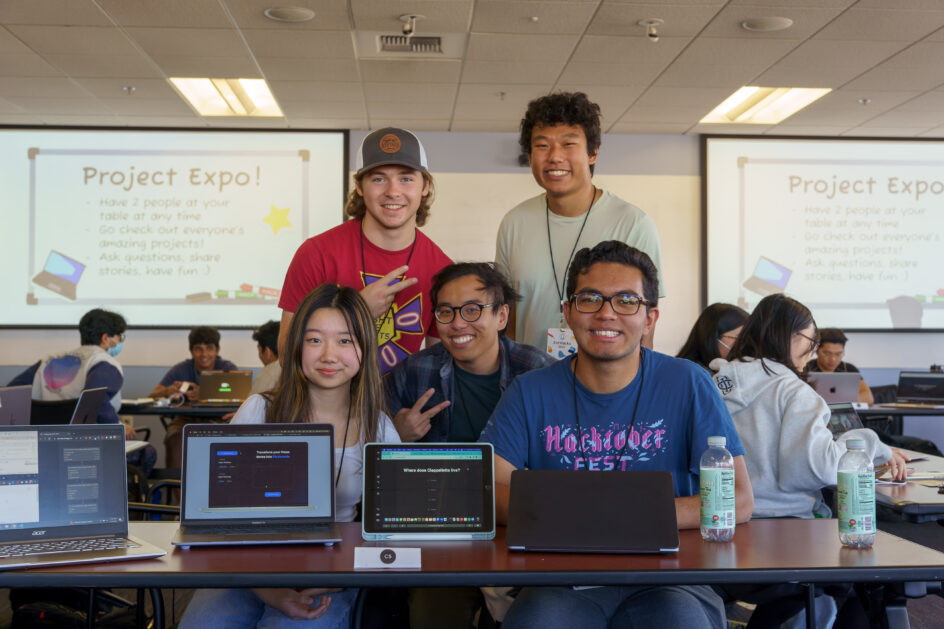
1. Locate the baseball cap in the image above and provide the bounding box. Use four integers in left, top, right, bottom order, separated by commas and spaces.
355, 127, 429, 176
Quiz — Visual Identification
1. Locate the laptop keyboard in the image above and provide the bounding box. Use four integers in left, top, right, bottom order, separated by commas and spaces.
0, 537, 138, 558
191, 523, 330, 536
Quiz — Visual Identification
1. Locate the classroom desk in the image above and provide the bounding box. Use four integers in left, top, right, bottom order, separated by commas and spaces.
6, 520, 944, 590
876, 449, 944, 522
859, 405, 944, 418
120, 402, 239, 419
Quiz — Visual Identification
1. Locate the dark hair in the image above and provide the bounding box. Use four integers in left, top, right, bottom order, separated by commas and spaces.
345, 169, 435, 227
265, 284, 384, 442
430, 262, 520, 308
79, 309, 126, 346
519, 92, 602, 175
252, 320, 280, 357
565, 241, 659, 307
729, 294, 816, 378
188, 326, 220, 349
676, 303, 749, 369
818, 328, 847, 346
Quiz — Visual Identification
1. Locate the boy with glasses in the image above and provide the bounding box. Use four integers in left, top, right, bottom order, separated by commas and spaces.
481, 241, 752, 629
807, 328, 874, 404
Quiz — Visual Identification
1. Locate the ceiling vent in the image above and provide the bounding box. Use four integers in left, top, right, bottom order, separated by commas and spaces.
379, 35, 443, 54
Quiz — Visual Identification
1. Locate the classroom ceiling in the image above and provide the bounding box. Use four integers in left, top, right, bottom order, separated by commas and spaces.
2, 0, 944, 137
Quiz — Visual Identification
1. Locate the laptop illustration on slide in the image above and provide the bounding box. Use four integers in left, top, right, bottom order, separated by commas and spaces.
31, 250, 86, 300
0, 386, 32, 426
742, 256, 792, 297
808, 373, 861, 404
0, 424, 166, 570
506, 470, 679, 553
173, 423, 342, 548
192, 371, 252, 407
879, 371, 944, 409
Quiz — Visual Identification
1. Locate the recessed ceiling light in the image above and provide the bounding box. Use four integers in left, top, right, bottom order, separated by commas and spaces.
701, 86, 830, 124
168, 78, 283, 117
741, 17, 793, 32
264, 6, 315, 23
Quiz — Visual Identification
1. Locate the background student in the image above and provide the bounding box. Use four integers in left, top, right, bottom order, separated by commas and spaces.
250, 319, 281, 395
676, 303, 748, 369
180, 284, 400, 628
807, 328, 874, 404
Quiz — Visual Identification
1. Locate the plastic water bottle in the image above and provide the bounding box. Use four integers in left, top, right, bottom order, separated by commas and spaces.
700, 436, 736, 542
837, 438, 876, 549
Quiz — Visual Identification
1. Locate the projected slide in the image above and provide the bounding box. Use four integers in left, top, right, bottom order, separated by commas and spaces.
0, 128, 345, 327
705, 137, 944, 330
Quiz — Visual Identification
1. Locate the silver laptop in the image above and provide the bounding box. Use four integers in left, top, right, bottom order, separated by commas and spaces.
506, 470, 680, 553
173, 423, 342, 548
0, 424, 165, 570
362, 443, 495, 541
0, 386, 32, 426
880, 371, 944, 409
826, 403, 865, 438
808, 373, 861, 404
191, 371, 252, 407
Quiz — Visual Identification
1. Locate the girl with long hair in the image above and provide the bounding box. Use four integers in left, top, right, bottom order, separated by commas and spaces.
676, 302, 748, 369
181, 284, 400, 629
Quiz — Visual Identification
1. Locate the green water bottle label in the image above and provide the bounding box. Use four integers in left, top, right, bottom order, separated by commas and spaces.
700, 468, 735, 529
837, 471, 875, 534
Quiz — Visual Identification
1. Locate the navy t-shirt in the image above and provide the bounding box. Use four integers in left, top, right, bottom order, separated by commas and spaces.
480, 348, 745, 498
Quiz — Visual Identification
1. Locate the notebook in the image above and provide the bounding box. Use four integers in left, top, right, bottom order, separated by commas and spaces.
0, 386, 32, 426
192, 371, 252, 407
69, 387, 108, 424
361, 443, 495, 541
173, 423, 342, 548
0, 424, 165, 570
880, 371, 944, 409
506, 470, 679, 553
809, 373, 861, 404
826, 403, 865, 438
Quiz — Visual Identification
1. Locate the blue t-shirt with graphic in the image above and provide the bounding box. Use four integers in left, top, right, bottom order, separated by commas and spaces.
480, 348, 744, 497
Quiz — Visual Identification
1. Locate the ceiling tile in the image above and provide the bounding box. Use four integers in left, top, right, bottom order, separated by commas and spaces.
452, 100, 530, 120
367, 101, 454, 118
699, 5, 844, 39
672, 37, 800, 68
840, 126, 925, 137
98, 97, 194, 116
607, 121, 694, 134
77, 77, 179, 99
814, 7, 944, 41
364, 82, 457, 103
203, 116, 290, 127
285, 117, 370, 130
0, 97, 24, 113
5, 25, 139, 55
893, 90, 944, 111
806, 89, 920, 111
689, 122, 775, 134
226, 0, 353, 31
350, 0, 473, 32
36, 114, 123, 125
842, 66, 944, 92
97, 0, 232, 28
632, 86, 734, 109
466, 33, 580, 62
4, 97, 111, 115
281, 101, 369, 118
878, 42, 944, 69
0, 77, 86, 98
0, 27, 34, 54
260, 57, 358, 81
368, 118, 451, 131
726, 0, 853, 7
555, 84, 645, 105
558, 61, 660, 86
455, 83, 550, 106
654, 63, 764, 89
41, 54, 157, 78
450, 119, 520, 132
767, 39, 906, 71
857, 109, 944, 128
125, 27, 249, 58
620, 105, 714, 124
571, 35, 687, 64
117, 115, 205, 127
0, 1, 112, 26
153, 55, 260, 77
471, 2, 597, 35
241, 29, 355, 59
774, 107, 880, 127
0, 113, 46, 124
270, 80, 365, 101
462, 60, 563, 84
359, 59, 461, 83
586, 3, 723, 38
764, 125, 854, 136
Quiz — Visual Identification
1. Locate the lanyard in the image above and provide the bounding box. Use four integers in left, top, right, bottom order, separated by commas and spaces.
571, 350, 646, 470
547, 187, 596, 315
360, 221, 417, 327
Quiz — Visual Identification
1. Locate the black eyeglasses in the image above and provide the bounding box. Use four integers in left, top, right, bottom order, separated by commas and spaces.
797, 331, 819, 354
434, 302, 497, 324
569, 292, 651, 315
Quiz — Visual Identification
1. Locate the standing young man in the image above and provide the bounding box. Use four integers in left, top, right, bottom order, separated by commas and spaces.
496, 92, 664, 354
278, 127, 452, 374
481, 241, 752, 629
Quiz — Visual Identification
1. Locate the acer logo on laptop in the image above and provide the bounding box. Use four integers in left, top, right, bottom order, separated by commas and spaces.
32, 530, 46, 536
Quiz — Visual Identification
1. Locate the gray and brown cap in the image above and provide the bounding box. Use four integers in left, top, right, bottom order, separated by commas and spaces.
355, 127, 429, 176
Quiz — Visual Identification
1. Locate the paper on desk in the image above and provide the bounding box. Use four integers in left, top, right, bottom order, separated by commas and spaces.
123, 398, 155, 405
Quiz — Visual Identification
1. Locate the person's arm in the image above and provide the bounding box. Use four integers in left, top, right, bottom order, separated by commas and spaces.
7, 361, 39, 386
251, 588, 341, 621
493, 454, 517, 526
86, 362, 122, 424
858, 379, 874, 405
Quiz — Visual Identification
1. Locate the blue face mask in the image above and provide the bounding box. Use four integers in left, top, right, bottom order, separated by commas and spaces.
108, 341, 123, 357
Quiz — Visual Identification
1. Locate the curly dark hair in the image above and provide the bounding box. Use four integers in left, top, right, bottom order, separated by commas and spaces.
519, 92, 602, 174
565, 241, 658, 308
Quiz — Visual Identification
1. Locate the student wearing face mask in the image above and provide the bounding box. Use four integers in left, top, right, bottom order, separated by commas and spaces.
9, 308, 136, 441
676, 303, 748, 370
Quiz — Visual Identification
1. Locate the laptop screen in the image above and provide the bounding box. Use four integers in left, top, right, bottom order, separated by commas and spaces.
826, 403, 864, 438
197, 371, 251, 403
0, 425, 128, 543
362, 443, 494, 536
897, 372, 944, 403
180, 423, 334, 524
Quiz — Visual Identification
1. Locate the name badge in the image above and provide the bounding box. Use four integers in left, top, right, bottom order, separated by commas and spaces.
547, 327, 577, 360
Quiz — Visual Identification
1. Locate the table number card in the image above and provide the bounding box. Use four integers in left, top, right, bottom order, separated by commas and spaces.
354, 547, 421, 570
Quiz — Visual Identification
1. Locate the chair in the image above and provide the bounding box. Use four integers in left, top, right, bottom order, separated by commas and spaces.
29, 398, 77, 425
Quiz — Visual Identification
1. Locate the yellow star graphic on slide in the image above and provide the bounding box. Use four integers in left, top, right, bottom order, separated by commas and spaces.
263, 205, 292, 234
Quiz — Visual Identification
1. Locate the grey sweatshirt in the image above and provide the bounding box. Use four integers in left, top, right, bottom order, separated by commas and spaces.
711, 356, 891, 519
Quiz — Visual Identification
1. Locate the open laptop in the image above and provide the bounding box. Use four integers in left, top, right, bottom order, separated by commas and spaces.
0, 424, 165, 570
69, 387, 108, 424
192, 371, 252, 407
173, 423, 342, 548
0, 386, 32, 426
879, 371, 944, 409
809, 373, 861, 404
826, 403, 866, 438
31, 250, 85, 300
362, 443, 495, 541
506, 470, 679, 553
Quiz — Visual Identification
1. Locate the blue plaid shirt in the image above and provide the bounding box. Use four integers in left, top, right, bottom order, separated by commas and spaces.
383, 335, 555, 442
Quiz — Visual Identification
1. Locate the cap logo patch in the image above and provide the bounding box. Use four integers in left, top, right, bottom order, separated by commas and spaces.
379, 133, 401, 154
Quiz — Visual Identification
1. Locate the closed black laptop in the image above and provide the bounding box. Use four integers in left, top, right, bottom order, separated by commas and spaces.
0, 386, 31, 426
173, 423, 342, 548
0, 424, 165, 570
506, 470, 679, 553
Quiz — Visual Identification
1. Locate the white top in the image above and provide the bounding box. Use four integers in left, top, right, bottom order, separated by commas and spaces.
250, 361, 281, 395
496, 190, 664, 351
231, 394, 401, 522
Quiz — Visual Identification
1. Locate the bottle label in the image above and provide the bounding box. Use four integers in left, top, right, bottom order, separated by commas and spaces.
837, 471, 875, 535
700, 468, 735, 529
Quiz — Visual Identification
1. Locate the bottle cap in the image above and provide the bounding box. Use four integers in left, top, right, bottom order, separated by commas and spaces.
845, 438, 865, 450
707, 436, 726, 447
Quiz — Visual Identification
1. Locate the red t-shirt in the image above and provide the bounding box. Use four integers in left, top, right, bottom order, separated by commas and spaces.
279, 219, 452, 373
